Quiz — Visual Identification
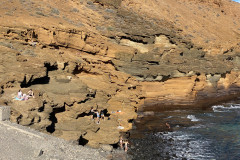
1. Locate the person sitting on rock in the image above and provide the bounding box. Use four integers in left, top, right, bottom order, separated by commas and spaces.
17, 89, 22, 99
89, 107, 95, 120
27, 89, 34, 98
21, 94, 28, 101
100, 110, 105, 121
95, 110, 100, 124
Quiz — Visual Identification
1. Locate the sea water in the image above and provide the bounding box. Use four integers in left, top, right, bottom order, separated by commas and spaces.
129, 102, 240, 160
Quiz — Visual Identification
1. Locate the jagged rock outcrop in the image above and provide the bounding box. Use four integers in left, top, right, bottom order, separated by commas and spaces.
0, 25, 141, 147
0, 0, 240, 147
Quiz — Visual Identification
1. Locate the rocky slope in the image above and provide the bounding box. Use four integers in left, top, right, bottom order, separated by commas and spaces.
0, 0, 240, 147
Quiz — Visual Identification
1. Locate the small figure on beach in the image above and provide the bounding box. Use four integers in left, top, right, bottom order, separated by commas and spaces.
119, 136, 123, 149
89, 107, 95, 120
17, 89, 22, 99
100, 110, 105, 121
27, 89, 34, 98
123, 140, 129, 152
15, 89, 36, 101
30, 40, 37, 46
165, 122, 171, 129
94, 110, 100, 124
21, 94, 28, 101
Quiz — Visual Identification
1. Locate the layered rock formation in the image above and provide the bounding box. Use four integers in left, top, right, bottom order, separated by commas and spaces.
0, 0, 240, 146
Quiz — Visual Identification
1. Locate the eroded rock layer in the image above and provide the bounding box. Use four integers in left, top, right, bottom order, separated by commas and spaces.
0, 0, 240, 146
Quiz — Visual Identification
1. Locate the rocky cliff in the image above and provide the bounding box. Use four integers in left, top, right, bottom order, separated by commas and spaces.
0, 0, 240, 147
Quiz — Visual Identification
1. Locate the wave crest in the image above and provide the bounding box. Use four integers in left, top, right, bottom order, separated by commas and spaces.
187, 115, 200, 122
212, 104, 240, 112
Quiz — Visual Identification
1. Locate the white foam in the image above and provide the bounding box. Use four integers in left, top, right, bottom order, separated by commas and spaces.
187, 115, 200, 122
156, 131, 215, 159
212, 104, 240, 112
189, 124, 205, 129
165, 116, 173, 119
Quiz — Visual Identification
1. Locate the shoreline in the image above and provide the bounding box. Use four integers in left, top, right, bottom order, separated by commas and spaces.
0, 0, 239, 154
129, 99, 240, 159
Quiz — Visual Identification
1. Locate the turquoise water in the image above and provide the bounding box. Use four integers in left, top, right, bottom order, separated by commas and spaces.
130, 102, 240, 159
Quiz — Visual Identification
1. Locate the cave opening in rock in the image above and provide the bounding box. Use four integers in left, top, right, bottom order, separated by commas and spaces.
111, 143, 119, 149
78, 136, 89, 146
128, 119, 134, 123
72, 65, 83, 75
46, 107, 65, 133
38, 106, 44, 112
16, 115, 23, 123
46, 112, 57, 133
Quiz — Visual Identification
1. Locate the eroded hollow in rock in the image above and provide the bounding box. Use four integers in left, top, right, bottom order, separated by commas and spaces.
111, 143, 119, 149
78, 136, 89, 146
47, 107, 65, 133
46, 112, 57, 133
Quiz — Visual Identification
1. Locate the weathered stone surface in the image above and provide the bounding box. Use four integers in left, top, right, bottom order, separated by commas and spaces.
94, 0, 122, 8
0, 121, 105, 159
0, 106, 11, 121
100, 144, 113, 152
84, 119, 120, 147
141, 71, 240, 110
0, 0, 240, 147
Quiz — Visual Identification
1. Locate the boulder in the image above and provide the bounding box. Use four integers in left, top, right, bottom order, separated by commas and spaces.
100, 144, 113, 152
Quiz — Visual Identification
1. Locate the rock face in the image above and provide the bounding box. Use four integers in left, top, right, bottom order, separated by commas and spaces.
93, 0, 122, 8
0, 0, 240, 146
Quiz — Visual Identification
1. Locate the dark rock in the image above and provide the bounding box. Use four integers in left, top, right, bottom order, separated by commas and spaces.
34, 149, 44, 157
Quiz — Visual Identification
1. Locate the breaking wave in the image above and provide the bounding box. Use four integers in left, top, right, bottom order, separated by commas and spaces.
187, 115, 200, 121
212, 104, 240, 112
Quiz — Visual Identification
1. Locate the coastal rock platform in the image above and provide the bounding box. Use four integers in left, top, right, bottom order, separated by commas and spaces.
0, 121, 106, 160
0, 0, 240, 147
